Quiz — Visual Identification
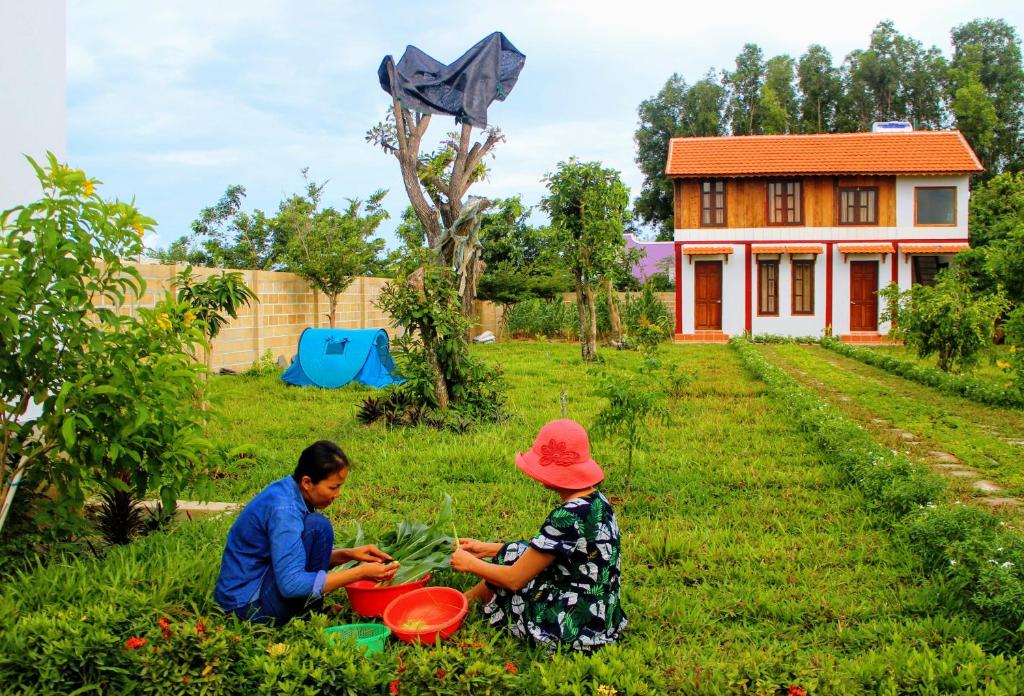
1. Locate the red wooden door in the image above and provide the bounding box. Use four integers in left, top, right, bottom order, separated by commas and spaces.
694, 261, 722, 330
850, 261, 878, 331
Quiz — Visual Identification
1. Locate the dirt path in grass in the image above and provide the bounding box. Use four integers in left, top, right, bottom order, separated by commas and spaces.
757, 343, 1024, 513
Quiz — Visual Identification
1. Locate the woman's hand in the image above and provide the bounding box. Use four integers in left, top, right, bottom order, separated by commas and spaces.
345, 545, 392, 563
459, 538, 501, 559
450, 548, 480, 573
359, 561, 400, 583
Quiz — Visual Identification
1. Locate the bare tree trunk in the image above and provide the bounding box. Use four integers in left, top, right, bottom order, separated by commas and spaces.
605, 277, 622, 342
327, 293, 337, 329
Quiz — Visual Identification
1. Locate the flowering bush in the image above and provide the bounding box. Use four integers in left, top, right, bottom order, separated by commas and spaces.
0, 155, 217, 540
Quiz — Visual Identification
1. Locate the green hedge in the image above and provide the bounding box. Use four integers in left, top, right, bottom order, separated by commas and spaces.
821, 337, 1024, 409
731, 337, 1024, 639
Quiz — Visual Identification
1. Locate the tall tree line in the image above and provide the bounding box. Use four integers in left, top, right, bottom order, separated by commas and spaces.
635, 18, 1024, 240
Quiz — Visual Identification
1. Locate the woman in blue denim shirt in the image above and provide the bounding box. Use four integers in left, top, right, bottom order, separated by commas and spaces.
215, 440, 399, 625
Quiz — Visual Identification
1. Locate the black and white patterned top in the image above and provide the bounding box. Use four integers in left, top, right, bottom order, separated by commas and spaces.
484, 491, 627, 651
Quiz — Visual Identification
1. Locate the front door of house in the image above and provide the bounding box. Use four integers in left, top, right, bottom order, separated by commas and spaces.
850, 260, 879, 331
694, 261, 722, 330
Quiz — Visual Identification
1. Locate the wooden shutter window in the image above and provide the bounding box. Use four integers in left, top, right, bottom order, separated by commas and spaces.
767, 181, 802, 225
839, 187, 878, 225
758, 260, 779, 316
701, 180, 726, 227
792, 260, 815, 315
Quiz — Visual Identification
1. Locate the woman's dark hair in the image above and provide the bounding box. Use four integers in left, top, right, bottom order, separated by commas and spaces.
293, 440, 350, 484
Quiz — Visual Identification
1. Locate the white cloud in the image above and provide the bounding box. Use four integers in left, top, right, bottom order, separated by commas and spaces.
67, 0, 1024, 248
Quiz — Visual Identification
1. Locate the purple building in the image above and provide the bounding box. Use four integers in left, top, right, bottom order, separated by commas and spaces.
624, 233, 675, 283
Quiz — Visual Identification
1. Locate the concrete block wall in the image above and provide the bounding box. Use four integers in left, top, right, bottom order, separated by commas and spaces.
106, 263, 400, 372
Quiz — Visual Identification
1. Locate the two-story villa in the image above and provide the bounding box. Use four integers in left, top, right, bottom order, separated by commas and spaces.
666, 127, 983, 341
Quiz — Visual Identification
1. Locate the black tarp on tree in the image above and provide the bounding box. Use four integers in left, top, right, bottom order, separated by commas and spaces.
378, 32, 525, 128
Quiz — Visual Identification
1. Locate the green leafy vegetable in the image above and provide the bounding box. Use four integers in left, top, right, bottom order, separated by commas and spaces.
375, 495, 455, 586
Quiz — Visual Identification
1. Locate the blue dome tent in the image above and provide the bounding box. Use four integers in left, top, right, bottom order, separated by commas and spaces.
281, 328, 403, 389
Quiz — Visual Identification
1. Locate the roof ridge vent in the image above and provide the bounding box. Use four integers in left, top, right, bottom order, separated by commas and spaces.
872, 121, 914, 133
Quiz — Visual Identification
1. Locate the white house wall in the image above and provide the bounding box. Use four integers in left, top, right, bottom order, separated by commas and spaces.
895, 175, 969, 234
749, 254, 827, 337
0, 2, 66, 213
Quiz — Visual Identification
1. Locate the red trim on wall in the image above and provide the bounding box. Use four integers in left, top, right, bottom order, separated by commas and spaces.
674, 242, 683, 334
825, 242, 834, 331
891, 242, 900, 285
744, 242, 752, 334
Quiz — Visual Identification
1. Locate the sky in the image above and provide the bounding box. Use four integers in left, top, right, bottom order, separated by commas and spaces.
67, 0, 1024, 251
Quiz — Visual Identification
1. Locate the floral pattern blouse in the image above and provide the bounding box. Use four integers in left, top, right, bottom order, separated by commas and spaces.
484, 490, 626, 652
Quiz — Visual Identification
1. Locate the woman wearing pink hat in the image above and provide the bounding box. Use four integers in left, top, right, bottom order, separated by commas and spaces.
450, 419, 626, 652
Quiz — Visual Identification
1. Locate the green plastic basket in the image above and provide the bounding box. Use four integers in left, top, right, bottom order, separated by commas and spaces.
324, 623, 391, 655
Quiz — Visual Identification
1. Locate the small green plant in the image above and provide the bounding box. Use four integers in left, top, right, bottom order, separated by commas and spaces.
243, 350, 279, 377
376, 252, 506, 421
175, 265, 258, 371
591, 369, 670, 497
664, 364, 697, 403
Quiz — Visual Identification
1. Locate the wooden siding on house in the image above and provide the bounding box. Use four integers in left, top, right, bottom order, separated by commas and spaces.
675, 176, 896, 229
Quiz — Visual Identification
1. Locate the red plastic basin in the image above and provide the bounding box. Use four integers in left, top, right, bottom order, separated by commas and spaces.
344, 574, 430, 618
382, 586, 468, 644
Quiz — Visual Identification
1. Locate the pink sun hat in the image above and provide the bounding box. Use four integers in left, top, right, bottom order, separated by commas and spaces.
515, 419, 604, 490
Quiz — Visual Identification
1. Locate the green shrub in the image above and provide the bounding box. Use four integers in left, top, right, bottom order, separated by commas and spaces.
0, 156, 217, 540
504, 298, 578, 339
243, 350, 279, 378
821, 337, 1023, 409
878, 274, 1006, 373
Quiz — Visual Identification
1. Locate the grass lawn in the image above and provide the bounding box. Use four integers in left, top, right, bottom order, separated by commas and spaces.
759, 343, 1024, 500
3, 341, 1024, 693
862, 343, 1015, 387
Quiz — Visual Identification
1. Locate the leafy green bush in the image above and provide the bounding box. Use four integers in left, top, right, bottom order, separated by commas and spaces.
878, 274, 1005, 373
1004, 305, 1024, 398
821, 337, 1023, 408
732, 337, 1024, 634
243, 350, 279, 378
504, 298, 578, 339
620, 282, 672, 347
0, 155, 217, 539
372, 256, 506, 426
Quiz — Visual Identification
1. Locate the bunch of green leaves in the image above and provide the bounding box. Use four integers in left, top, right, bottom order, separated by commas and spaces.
376, 253, 506, 420
879, 273, 1006, 373
1003, 305, 1024, 399
174, 265, 258, 342
591, 368, 671, 497
0, 155, 217, 539
244, 350, 279, 378
374, 495, 456, 586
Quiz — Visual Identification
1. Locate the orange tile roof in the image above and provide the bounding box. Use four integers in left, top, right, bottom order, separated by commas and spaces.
751, 244, 824, 254
837, 243, 895, 254
666, 131, 983, 177
900, 243, 970, 254
682, 246, 734, 255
